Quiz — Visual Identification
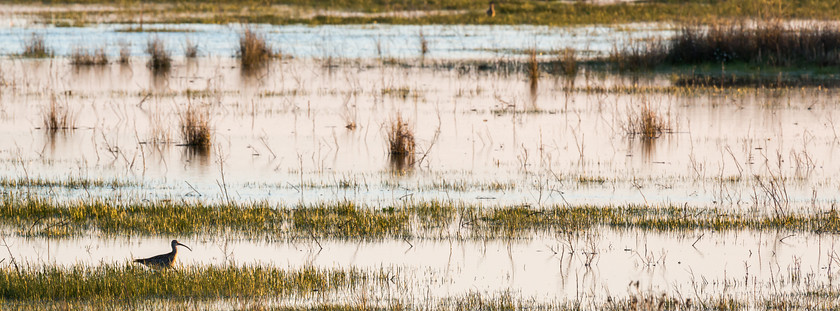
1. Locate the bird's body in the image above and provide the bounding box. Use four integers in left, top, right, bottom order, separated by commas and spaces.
134, 240, 192, 269
487, 2, 495, 17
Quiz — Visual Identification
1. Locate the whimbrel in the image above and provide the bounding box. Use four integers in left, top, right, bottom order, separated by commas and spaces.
486, 1, 496, 17
134, 240, 192, 269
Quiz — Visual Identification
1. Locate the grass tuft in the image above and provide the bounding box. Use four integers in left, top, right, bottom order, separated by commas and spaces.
42, 96, 75, 132
238, 27, 275, 70
118, 41, 131, 64
624, 101, 671, 139
184, 38, 198, 58
556, 48, 577, 77
386, 115, 415, 170
145, 37, 172, 72
179, 104, 211, 148
527, 49, 539, 90
70, 46, 108, 66
21, 33, 52, 58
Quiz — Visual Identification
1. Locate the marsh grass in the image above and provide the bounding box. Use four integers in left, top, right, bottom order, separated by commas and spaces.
624, 101, 671, 139
70, 46, 108, 66
118, 41, 131, 64
667, 22, 840, 67
184, 38, 198, 58
555, 48, 577, 77
0, 264, 388, 301
608, 40, 668, 71
21, 33, 51, 58
611, 21, 840, 71
527, 49, 539, 90
42, 96, 75, 132
387, 115, 415, 157
3, 196, 840, 239
145, 37, 172, 72
179, 104, 211, 149
239, 28, 275, 70
0, 176, 134, 189
419, 29, 428, 56
386, 115, 415, 170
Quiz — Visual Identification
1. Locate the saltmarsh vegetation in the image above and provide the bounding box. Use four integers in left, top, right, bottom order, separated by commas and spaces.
70, 46, 108, 66
610, 21, 840, 71
145, 37, 172, 72
0, 264, 388, 300
3, 196, 840, 239
179, 104, 212, 149
20, 33, 51, 58
386, 115, 416, 170
238, 27, 275, 70
23, 0, 840, 26
41, 96, 75, 132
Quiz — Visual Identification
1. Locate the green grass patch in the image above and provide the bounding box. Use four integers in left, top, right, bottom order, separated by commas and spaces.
2, 195, 840, 239
0, 264, 387, 300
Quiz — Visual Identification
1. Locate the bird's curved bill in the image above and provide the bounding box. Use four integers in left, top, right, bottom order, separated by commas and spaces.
177, 242, 193, 251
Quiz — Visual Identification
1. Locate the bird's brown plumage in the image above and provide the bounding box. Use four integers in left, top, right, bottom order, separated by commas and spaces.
134, 240, 192, 269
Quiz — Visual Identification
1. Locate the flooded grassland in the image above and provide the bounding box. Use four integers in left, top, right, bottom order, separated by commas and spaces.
1, 21, 840, 310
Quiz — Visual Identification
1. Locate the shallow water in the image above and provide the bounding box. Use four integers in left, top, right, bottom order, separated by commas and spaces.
0, 56, 838, 211
6, 228, 838, 301
0, 23, 672, 59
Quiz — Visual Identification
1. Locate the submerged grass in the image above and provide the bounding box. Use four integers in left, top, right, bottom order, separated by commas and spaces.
179, 104, 211, 149
238, 27, 275, 70
145, 37, 172, 72
0, 264, 387, 301
20, 33, 51, 58
3, 196, 840, 239
70, 46, 108, 66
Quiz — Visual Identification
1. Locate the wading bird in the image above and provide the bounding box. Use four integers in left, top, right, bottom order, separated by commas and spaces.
134, 240, 192, 269
487, 1, 496, 17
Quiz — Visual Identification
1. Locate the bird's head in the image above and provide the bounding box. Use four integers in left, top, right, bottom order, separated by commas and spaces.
171, 240, 193, 251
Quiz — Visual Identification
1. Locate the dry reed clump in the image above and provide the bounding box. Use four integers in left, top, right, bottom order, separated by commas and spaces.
70, 46, 108, 66
612, 21, 840, 70
419, 29, 429, 56
184, 38, 198, 58
22, 33, 51, 58
625, 101, 671, 139
42, 97, 75, 132
609, 40, 668, 71
179, 105, 211, 148
118, 41, 131, 64
387, 116, 415, 156
527, 49, 539, 87
145, 37, 172, 71
667, 21, 840, 66
557, 48, 577, 76
238, 28, 274, 70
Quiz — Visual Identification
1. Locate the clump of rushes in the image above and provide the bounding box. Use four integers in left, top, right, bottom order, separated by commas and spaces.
0, 265, 390, 300
179, 104, 211, 148
118, 41, 131, 64
387, 115, 415, 159
609, 40, 667, 71
42, 96, 75, 132
557, 48, 577, 76
527, 49, 539, 89
184, 38, 198, 58
419, 29, 429, 56
145, 37, 172, 71
70, 46, 108, 66
21, 33, 51, 58
625, 101, 671, 139
238, 27, 274, 70
667, 21, 840, 66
